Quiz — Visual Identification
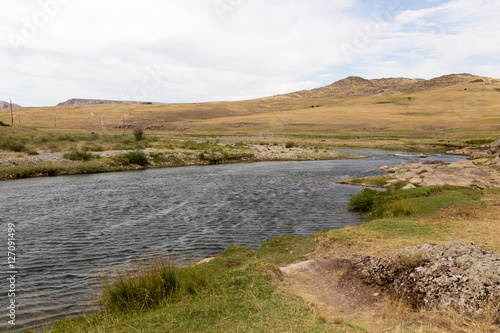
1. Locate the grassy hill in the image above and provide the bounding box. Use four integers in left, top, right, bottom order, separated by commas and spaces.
1, 73, 499, 145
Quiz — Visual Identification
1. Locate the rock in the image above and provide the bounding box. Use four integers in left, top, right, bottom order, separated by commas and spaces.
402, 183, 416, 189
370, 157, 500, 189
358, 242, 500, 320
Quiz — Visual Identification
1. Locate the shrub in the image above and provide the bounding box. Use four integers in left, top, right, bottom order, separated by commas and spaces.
26, 150, 39, 156
122, 151, 149, 166
347, 188, 379, 212
149, 152, 168, 163
285, 141, 296, 148
88, 132, 100, 141
0, 138, 27, 152
133, 128, 144, 142
63, 149, 98, 161
0, 121, 10, 127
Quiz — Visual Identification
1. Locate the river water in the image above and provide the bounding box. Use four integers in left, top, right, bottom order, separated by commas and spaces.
0, 150, 464, 330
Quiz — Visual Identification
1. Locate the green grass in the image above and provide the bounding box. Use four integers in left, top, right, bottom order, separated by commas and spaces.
49, 235, 351, 332
348, 185, 484, 220
99, 254, 209, 312
0, 160, 130, 180
361, 219, 452, 239
345, 174, 396, 187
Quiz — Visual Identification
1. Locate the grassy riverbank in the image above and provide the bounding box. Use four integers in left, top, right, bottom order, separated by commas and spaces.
2, 125, 497, 182
28, 186, 499, 333
0, 129, 366, 181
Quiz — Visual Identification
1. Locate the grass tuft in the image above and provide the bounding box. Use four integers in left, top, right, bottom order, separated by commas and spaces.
99, 253, 209, 311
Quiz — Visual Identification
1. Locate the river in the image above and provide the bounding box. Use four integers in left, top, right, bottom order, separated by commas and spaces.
0, 150, 465, 331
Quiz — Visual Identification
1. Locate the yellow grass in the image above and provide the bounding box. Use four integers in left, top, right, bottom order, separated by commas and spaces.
2, 79, 500, 143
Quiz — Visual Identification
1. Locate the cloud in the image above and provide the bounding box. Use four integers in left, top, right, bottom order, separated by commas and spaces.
0, 0, 499, 106
343, 0, 500, 79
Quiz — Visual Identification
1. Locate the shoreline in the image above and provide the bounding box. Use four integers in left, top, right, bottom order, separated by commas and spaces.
0, 144, 367, 182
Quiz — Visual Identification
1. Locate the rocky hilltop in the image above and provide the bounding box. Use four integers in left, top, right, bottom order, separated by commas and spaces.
269, 73, 497, 99
0, 101, 21, 108
57, 98, 156, 107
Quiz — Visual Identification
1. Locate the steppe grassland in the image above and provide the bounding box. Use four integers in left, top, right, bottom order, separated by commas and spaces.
2, 81, 499, 141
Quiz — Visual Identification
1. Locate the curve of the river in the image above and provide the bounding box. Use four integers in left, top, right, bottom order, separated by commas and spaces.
0, 150, 465, 331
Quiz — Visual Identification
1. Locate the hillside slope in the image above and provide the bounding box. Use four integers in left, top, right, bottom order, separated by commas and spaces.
0, 101, 21, 108
1, 73, 499, 133
268, 73, 495, 99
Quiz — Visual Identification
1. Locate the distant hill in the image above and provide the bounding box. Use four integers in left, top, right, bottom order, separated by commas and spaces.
266, 73, 495, 100
7, 73, 499, 133
50, 74, 498, 107
57, 98, 156, 107
0, 101, 21, 108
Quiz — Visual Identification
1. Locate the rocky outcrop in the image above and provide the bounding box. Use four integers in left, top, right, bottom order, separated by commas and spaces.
357, 242, 500, 320
379, 157, 500, 188
448, 138, 500, 158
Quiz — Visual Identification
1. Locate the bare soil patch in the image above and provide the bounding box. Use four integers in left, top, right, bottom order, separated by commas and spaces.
278, 254, 388, 330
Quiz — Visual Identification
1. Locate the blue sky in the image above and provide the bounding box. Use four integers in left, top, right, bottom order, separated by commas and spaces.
1, 0, 499, 106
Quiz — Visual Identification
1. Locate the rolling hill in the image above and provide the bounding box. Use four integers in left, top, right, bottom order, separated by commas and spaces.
1, 73, 499, 136
0, 101, 21, 109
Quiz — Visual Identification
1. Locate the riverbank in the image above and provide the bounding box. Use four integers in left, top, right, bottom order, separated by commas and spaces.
340, 155, 500, 190
41, 185, 500, 333
1, 127, 491, 181
0, 143, 364, 181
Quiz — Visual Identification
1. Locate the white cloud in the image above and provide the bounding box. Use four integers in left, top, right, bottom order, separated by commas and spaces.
0, 0, 499, 106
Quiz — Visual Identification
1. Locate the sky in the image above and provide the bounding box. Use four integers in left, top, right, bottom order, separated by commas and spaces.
1, 0, 500, 107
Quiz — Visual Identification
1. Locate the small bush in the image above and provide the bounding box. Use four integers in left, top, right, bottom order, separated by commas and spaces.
83, 145, 105, 152
63, 149, 98, 161
348, 188, 379, 212
26, 150, 39, 156
0, 138, 27, 152
133, 128, 144, 142
122, 151, 149, 166
149, 152, 168, 163
0, 121, 10, 127
88, 132, 100, 141
285, 141, 296, 148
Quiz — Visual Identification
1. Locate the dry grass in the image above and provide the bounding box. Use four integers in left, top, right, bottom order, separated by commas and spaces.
379, 297, 500, 333
2, 79, 499, 148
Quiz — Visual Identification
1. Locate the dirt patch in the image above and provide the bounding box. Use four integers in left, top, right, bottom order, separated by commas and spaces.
278, 243, 500, 332
278, 254, 388, 328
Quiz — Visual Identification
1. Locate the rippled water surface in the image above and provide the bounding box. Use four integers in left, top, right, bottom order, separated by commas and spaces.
0, 151, 464, 330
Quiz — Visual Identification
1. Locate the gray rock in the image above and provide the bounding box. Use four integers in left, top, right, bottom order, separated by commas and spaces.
358, 242, 500, 320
